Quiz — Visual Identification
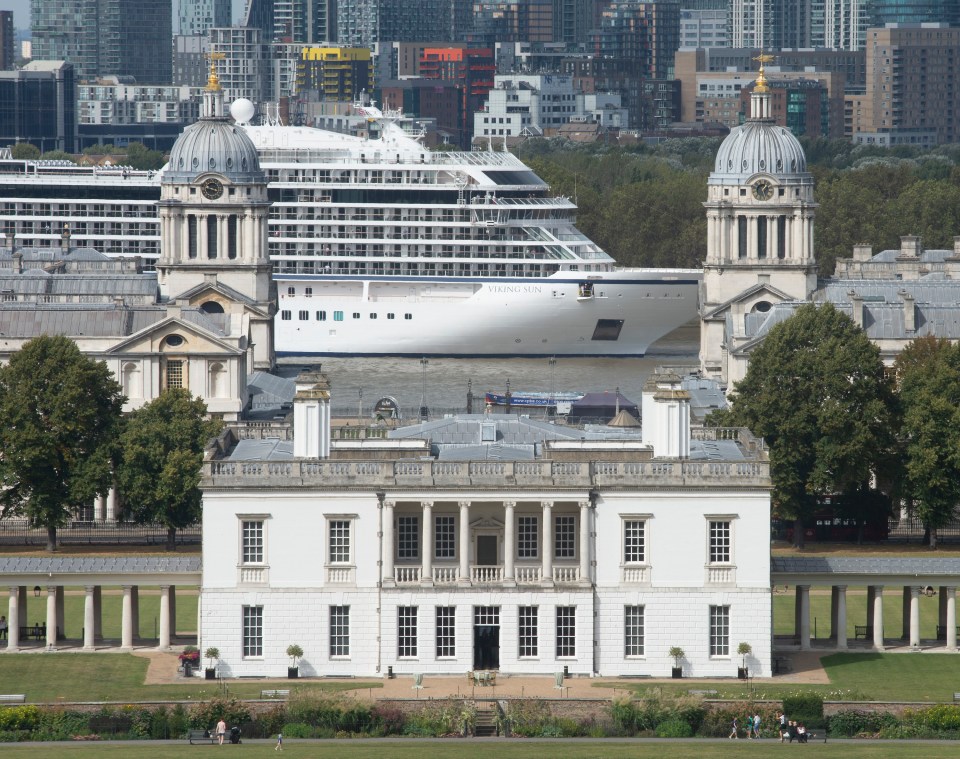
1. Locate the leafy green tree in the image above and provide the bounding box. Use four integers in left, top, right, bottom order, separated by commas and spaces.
124, 141, 166, 171
116, 389, 222, 550
894, 336, 960, 549
10, 142, 40, 159
38, 150, 77, 163
0, 336, 124, 551
727, 304, 895, 547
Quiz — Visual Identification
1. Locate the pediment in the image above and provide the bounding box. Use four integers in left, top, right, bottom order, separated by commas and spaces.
703, 282, 794, 320
171, 280, 269, 318
470, 516, 504, 530
105, 317, 242, 356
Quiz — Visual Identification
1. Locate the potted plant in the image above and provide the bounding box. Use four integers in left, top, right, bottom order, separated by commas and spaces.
178, 646, 200, 676
737, 642, 752, 679
204, 647, 220, 680
286, 644, 303, 679
669, 646, 685, 679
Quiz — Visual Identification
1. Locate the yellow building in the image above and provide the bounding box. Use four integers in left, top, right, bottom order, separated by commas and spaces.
298, 47, 374, 101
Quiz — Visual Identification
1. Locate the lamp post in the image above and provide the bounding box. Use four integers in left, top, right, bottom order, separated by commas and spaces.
505, 378, 512, 415
419, 358, 429, 421
357, 387, 363, 425
548, 356, 557, 417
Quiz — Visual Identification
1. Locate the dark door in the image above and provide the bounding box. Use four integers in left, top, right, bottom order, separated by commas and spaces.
473, 606, 500, 670
477, 535, 497, 565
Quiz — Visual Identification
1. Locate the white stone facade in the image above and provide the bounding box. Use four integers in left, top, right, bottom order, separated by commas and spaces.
200, 438, 771, 679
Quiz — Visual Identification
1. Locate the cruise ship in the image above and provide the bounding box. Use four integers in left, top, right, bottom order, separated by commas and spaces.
0, 104, 700, 357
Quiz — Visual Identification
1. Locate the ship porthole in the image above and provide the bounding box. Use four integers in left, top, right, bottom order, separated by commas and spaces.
515, 338, 521, 343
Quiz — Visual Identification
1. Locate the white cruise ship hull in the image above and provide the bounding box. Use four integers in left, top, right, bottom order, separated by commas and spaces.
275, 269, 699, 357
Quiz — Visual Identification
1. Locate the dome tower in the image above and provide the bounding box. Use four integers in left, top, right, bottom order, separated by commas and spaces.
699, 53, 818, 383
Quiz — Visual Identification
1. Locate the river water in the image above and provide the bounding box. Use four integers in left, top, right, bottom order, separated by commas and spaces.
278, 323, 700, 420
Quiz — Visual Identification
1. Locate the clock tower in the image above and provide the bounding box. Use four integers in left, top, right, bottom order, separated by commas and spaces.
699, 55, 818, 385
156, 59, 275, 369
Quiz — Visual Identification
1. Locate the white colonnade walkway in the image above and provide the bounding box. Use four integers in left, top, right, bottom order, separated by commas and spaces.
0, 556, 201, 652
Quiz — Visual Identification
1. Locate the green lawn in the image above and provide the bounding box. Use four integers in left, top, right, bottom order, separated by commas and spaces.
0, 740, 958, 759
0, 654, 380, 702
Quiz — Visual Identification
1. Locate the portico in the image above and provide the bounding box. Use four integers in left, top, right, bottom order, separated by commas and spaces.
381, 495, 593, 588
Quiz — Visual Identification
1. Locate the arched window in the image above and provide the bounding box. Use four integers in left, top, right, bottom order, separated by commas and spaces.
752, 301, 772, 314
187, 215, 198, 259
208, 362, 227, 398
121, 361, 141, 398
200, 300, 224, 314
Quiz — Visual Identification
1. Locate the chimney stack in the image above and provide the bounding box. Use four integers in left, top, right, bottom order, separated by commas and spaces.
849, 290, 864, 327
60, 225, 71, 253
645, 372, 690, 459
899, 235, 921, 258
852, 243, 873, 262
900, 290, 916, 333
293, 369, 331, 459
4, 230, 13, 253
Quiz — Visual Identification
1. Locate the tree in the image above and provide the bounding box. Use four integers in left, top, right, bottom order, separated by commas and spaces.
727, 304, 895, 547
116, 389, 222, 550
894, 336, 960, 549
0, 336, 124, 551
124, 142, 166, 171
10, 142, 40, 160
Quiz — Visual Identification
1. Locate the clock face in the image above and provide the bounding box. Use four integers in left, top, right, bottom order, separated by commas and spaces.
201, 177, 223, 200
752, 180, 774, 201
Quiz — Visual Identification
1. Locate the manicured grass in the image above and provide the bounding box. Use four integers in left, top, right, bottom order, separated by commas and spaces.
0, 740, 957, 759
822, 652, 960, 702
0, 653, 380, 702
773, 587, 943, 640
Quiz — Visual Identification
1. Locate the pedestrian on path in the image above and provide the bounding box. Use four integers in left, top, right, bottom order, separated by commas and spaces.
275, 732, 283, 751
745, 715, 753, 739
753, 713, 761, 739
778, 711, 788, 742
729, 716, 739, 739
216, 718, 226, 746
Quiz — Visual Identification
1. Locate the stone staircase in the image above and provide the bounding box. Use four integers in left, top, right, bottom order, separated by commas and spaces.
474, 701, 498, 737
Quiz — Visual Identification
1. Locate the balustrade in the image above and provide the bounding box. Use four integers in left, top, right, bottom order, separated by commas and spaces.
238, 566, 267, 584
394, 566, 420, 584
433, 566, 458, 584
621, 566, 649, 584
471, 565, 504, 583
327, 566, 355, 584
515, 565, 542, 583
553, 566, 580, 583
706, 565, 735, 585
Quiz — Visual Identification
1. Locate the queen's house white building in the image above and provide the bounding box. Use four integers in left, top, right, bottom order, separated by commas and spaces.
200, 371, 773, 679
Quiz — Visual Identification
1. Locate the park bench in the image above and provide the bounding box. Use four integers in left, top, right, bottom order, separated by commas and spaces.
0, 694, 26, 703
854, 625, 873, 640
937, 625, 960, 640
187, 729, 217, 744
260, 689, 290, 699
772, 656, 791, 674
953, 692, 960, 703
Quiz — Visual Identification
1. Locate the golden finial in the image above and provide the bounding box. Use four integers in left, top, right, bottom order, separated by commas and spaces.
752, 51, 774, 93
206, 52, 226, 91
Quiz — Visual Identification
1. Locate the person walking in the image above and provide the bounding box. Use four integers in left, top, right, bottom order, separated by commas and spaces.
745, 715, 753, 739
215, 718, 227, 746
753, 713, 761, 739
729, 716, 739, 739
275, 732, 283, 751
0, 614, 7, 640
778, 711, 788, 742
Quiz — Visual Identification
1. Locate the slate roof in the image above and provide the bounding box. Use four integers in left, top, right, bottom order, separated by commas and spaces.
0, 556, 201, 573
0, 304, 230, 340
772, 557, 960, 574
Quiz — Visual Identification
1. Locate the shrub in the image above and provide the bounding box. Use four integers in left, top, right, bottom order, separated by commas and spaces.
281, 722, 313, 738
0, 706, 41, 732
189, 697, 251, 730
506, 699, 553, 737
168, 704, 190, 739
656, 719, 694, 738
783, 694, 824, 728
827, 710, 898, 737
904, 704, 960, 732
370, 704, 405, 736
34, 710, 89, 741
401, 701, 471, 737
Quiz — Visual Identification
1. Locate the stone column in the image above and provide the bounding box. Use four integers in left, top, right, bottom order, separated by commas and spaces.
121, 585, 134, 650
541, 500, 553, 584
95, 495, 106, 522
382, 500, 395, 585
578, 500, 591, 584
83, 586, 96, 650
131, 586, 140, 642
947, 587, 957, 651
747, 216, 757, 259
797, 585, 811, 650
770, 215, 780, 258
421, 501, 433, 585
55, 586, 65, 639
872, 586, 884, 650
503, 501, 516, 584
909, 586, 921, 648
45, 586, 57, 649
458, 500, 470, 584
159, 585, 171, 650
901, 586, 911, 640
106, 488, 117, 522
7, 586, 19, 650
835, 585, 848, 650
93, 586, 102, 640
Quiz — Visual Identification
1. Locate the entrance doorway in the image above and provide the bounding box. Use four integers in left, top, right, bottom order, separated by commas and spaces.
477, 535, 498, 565
473, 606, 500, 670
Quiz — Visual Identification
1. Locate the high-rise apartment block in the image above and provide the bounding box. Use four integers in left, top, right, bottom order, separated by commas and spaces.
298, 47, 374, 102
0, 61, 76, 153
0, 11, 14, 71
31, 0, 172, 84
177, 0, 231, 37
594, 2, 680, 79
848, 23, 960, 147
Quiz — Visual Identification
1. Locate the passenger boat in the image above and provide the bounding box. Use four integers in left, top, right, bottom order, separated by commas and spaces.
0, 103, 701, 357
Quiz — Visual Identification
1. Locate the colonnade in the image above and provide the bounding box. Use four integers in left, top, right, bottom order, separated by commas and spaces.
4, 584, 182, 652
381, 499, 592, 586
789, 584, 958, 650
